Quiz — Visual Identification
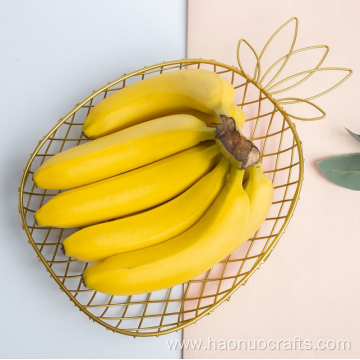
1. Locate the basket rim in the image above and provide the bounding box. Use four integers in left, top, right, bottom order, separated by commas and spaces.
18, 58, 304, 337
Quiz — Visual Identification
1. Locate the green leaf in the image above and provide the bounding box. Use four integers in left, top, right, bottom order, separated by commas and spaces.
345, 127, 360, 143
316, 153, 360, 191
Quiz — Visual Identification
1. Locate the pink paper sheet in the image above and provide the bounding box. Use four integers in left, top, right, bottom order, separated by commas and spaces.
184, 0, 360, 358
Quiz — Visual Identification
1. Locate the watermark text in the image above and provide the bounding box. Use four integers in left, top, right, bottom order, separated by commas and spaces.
166, 337, 351, 351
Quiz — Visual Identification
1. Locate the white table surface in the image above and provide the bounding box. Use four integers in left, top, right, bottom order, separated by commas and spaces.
0, 1, 186, 358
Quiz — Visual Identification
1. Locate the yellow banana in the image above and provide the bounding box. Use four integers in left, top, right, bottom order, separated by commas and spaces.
165, 103, 245, 129
34, 145, 220, 228
33, 114, 215, 190
82, 165, 251, 296
83, 69, 235, 139
62, 157, 230, 262
243, 162, 263, 184
242, 163, 274, 241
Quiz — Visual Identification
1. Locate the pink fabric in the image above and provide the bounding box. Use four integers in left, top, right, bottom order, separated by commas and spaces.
184, 0, 360, 358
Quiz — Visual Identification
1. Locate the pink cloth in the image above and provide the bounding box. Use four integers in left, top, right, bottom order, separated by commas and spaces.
184, 0, 360, 358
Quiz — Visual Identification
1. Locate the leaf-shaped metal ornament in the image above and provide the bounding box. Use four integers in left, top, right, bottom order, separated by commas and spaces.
268, 67, 352, 104
277, 97, 326, 121
317, 154, 360, 191
237, 16, 352, 122
258, 17, 298, 89
345, 128, 360, 143
237, 39, 261, 83
261, 45, 329, 96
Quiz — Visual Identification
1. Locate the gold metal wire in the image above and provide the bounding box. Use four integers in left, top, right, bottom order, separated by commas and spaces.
18, 18, 351, 337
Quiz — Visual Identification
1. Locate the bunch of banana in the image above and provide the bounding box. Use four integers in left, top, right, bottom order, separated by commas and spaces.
33, 68, 273, 296
62, 157, 230, 261
82, 164, 273, 295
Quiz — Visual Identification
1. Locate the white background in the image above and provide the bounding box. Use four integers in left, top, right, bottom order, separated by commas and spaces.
0, 1, 186, 358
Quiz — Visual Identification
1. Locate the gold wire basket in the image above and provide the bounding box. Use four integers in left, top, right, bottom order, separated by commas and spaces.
18, 18, 351, 337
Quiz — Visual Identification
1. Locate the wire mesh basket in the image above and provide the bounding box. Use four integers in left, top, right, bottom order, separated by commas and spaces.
18, 18, 351, 337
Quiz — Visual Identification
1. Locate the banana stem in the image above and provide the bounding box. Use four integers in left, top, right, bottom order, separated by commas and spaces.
215, 116, 260, 169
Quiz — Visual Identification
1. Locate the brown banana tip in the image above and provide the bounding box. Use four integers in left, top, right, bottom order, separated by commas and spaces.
81, 131, 89, 140
60, 244, 65, 255
241, 147, 261, 170
33, 215, 38, 227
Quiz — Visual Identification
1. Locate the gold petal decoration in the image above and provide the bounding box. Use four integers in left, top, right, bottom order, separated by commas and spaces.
237, 17, 352, 121
268, 67, 352, 103
258, 17, 298, 89
277, 97, 326, 121
261, 45, 329, 95
236, 38, 261, 83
